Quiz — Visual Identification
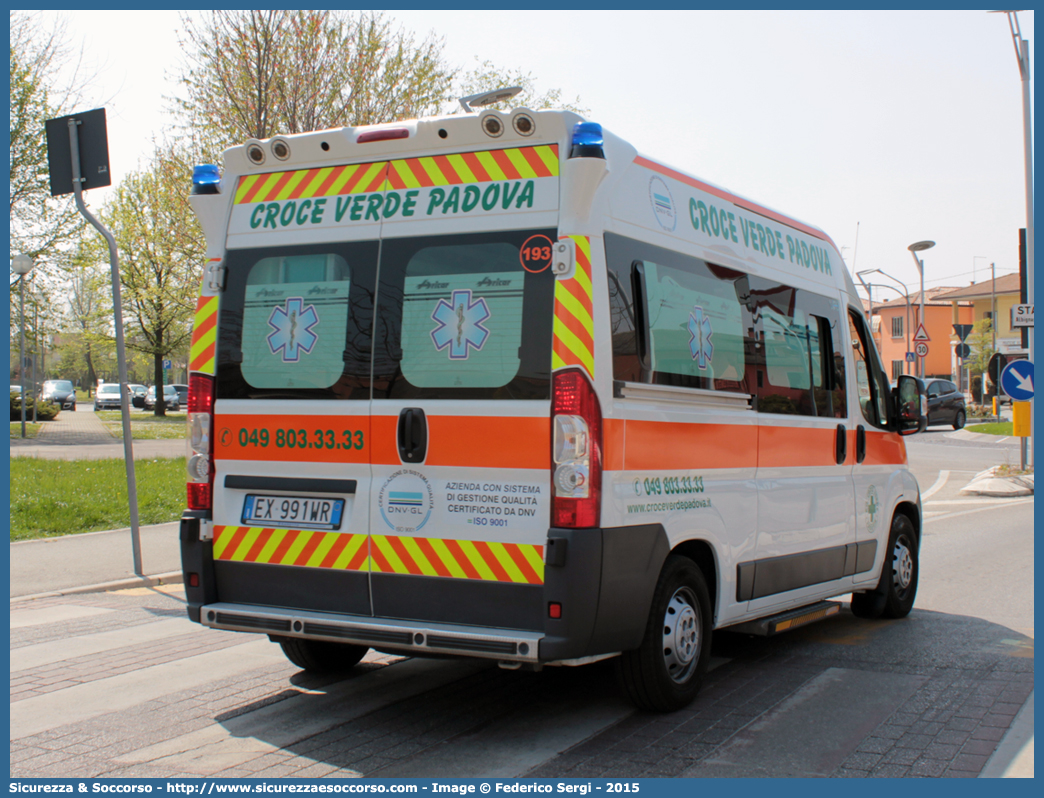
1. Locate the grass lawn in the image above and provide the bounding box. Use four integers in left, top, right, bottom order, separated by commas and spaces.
966, 421, 1014, 435
10, 457, 186, 540
10, 422, 42, 438
96, 410, 187, 439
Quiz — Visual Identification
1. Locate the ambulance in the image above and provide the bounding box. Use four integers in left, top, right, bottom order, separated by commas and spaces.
180, 91, 928, 712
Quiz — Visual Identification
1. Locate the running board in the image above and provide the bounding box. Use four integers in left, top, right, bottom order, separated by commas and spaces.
725, 600, 841, 636
200, 602, 542, 662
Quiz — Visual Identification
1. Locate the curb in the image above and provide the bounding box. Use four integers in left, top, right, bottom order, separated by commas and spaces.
980, 691, 1034, 778
11, 570, 184, 604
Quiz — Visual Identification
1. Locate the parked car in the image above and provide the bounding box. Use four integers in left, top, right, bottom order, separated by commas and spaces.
171, 383, 189, 408
128, 383, 147, 408
144, 384, 180, 411
94, 383, 123, 411
41, 379, 77, 410
925, 378, 966, 429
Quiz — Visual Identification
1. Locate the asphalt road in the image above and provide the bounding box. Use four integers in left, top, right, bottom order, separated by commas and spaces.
9, 427, 1033, 779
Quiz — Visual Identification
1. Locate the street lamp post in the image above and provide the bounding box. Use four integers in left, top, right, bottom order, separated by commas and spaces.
858, 268, 913, 374
11, 254, 35, 437
908, 240, 935, 379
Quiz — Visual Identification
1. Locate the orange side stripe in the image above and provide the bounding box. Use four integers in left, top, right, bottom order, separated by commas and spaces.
757, 426, 837, 468
444, 539, 482, 580
415, 537, 452, 577
624, 420, 757, 471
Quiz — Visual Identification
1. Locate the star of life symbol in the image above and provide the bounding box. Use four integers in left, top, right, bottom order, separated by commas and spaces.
431, 289, 491, 360
267, 297, 319, 362
687, 305, 714, 369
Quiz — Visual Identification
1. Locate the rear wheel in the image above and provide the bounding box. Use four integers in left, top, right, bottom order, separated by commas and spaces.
616, 555, 712, 712
851, 513, 919, 620
278, 638, 368, 673
953, 409, 966, 430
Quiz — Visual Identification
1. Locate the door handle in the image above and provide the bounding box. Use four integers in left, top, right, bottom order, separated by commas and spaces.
856, 425, 867, 464
397, 407, 428, 463
835, 424, 847, 465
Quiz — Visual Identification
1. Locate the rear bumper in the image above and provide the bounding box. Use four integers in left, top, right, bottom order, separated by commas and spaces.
180, 514, 670, 664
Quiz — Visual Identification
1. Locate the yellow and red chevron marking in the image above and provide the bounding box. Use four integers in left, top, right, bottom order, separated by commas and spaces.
233, 145, 558, 205
214, 525, 370, 571
190, 294, 219, 375
213, 525, 545, 584
234, 161, 390, 205
369, 534, 544, 585
384, 145, 558, 190
552, 235, 595, 377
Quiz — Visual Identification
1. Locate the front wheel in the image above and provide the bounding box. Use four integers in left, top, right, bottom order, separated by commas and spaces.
278, 638, 368, 673
953, 409, 966, 430
851, 513, 919, 620
616, 555, 713, 712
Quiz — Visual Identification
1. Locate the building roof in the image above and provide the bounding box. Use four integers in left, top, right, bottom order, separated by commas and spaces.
871, 287, 970, 310
933, 273, 1023, 301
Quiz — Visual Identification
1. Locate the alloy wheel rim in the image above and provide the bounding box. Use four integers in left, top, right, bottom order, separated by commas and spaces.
662, 587, 700, 683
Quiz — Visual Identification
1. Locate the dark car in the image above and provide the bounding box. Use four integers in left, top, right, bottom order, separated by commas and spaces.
144, 384, 180, 411
128, 383, 147, 408
925, 378, 966, 429
41, 379, 77, 410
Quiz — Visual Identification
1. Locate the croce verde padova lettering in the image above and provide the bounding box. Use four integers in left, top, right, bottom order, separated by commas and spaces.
248, 180, 538, 231
687, 197, 833, 277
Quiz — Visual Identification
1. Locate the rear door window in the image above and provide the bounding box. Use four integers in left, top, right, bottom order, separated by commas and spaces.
373, 229, 557, 400
217, 241, 379, 400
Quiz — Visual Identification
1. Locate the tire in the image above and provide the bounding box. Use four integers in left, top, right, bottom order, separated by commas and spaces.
616, 555, 712, 712
953, 410, 966, 430
278, 638, 368, 673
851, 513, 919, 620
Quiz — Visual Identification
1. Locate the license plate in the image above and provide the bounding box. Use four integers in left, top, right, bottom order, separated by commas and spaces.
242, 494, 345, 530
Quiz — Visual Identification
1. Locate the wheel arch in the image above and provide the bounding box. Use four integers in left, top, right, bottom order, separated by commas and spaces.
670, 538, 719, 623
893, 500, 921, 549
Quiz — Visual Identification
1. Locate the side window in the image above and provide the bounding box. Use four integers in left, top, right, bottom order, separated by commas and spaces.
604, 232, 752, 394
927, 381, 942, 399
847, 309, 891, 428
748, 279, 843, 417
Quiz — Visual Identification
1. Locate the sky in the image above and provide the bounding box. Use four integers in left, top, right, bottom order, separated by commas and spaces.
38, 8, 1034, 299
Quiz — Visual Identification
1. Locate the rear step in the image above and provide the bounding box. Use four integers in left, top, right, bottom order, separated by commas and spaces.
726, 600, 841, 636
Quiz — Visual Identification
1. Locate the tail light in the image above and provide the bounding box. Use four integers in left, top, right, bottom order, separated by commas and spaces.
186, 373, 215, 510
551, 369, 602, 528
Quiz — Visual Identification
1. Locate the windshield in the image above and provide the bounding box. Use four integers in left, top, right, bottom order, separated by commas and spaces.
99, 384, 120, 394
45, 381, 73, 391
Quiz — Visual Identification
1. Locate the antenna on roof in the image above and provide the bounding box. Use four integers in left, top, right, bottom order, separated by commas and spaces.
459, 87, 523, 113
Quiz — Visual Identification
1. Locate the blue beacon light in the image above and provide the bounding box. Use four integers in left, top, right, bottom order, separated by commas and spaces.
192, 164, 221, 195
569, 122, 605, 159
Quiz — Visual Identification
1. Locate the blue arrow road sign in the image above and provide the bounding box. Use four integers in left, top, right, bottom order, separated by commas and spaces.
1001, 360, 1035, 401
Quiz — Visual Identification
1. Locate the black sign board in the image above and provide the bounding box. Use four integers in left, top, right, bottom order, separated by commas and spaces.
988, 352, 1008, 384
952, 324, 973, 342
954, 343, 971, 360
45, 108, 111, 196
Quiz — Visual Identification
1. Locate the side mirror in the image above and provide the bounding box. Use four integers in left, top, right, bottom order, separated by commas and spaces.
894, 374, 927, 436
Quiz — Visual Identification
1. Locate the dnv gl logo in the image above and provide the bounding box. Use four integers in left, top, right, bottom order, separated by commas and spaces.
267, 297, 319, 362
431, 289, 491, 360
688, 306, 714, 369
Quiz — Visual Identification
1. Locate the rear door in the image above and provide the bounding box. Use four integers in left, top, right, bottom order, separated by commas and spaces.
209, 159, 389, 615
365, 145, 561, 631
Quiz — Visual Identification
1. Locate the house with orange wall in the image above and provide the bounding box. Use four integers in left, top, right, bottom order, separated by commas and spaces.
865, 288, 973, 382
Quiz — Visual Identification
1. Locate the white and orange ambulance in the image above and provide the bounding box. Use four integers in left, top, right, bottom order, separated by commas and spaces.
181, 93, 928, 711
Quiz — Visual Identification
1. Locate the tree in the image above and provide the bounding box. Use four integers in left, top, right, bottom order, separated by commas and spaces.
9, 11, 86, 269
101, 147, 205, 415
172, 10, 455, 159
56, 241, 113, 393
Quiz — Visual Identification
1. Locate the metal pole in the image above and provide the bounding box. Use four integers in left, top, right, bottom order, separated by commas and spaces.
919, 258, 925, 379
1018, 37, 1033, 470
67, 117, 143, 575
32, 292, 37, 424
19, 275, 26, 438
